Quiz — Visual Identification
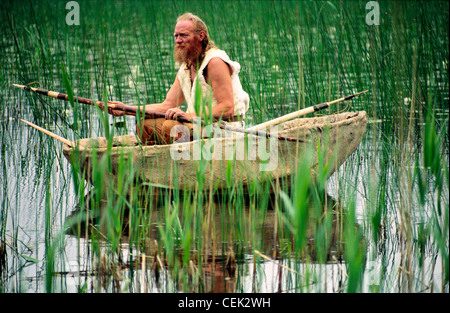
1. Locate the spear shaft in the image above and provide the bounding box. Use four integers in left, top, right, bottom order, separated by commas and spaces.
20, 119, 73, 147
247, 90, 368, 131
13, 84, 305, 142
13, 84, 154, 118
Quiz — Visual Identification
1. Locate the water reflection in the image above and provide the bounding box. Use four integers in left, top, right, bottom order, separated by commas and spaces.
64, 188, 346, 293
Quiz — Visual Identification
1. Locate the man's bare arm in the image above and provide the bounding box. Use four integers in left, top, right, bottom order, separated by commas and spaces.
206, 57, 235, 120
108, 74, 185, 116
144, 74, 185, 112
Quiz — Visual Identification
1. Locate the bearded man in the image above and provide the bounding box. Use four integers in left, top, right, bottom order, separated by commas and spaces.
109, 13, 249, 145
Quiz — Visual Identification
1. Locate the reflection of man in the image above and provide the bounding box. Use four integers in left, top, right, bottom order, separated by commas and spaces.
109, 12, 249, 145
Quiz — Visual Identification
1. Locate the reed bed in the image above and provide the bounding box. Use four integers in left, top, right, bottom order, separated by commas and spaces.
0, 0, 448, 293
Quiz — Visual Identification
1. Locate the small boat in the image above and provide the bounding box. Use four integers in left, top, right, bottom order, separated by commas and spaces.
62, 111, 367, 192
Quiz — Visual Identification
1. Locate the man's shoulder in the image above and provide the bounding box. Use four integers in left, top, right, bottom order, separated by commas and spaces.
207, 57, 228, 67
205, 57, 233, 79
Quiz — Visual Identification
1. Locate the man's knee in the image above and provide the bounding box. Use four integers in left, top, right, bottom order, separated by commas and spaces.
162, 120, 192, 144
136, 118, 193, 145
137, 118, 166, 144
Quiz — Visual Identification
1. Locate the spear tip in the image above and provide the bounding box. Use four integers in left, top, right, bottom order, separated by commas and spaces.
344, 90, 369, 100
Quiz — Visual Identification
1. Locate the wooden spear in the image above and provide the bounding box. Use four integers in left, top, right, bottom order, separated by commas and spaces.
247, 90, 368, 131
20, 119, 73, 147
13, 84, 306, 142
12, 84, 150, 117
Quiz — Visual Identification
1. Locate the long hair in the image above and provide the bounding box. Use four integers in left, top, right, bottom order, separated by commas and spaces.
176, 13, 216, 67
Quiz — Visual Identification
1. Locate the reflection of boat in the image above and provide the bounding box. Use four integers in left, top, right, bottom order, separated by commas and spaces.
66, 191, 345, 293
62, 111, 367, 191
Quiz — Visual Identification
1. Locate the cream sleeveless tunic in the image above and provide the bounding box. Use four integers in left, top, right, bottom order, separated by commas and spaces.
177, 48, 249, 124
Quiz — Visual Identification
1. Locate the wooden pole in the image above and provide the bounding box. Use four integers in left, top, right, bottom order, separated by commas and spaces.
13, 84, 307, 142
247, 90, 368, 131
20, 119, 73, 147
12, 84, 157, 118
